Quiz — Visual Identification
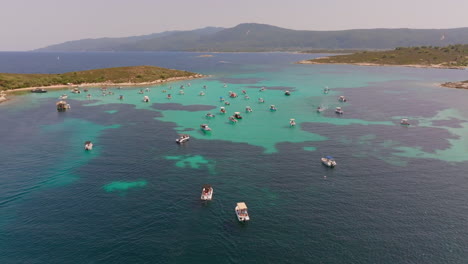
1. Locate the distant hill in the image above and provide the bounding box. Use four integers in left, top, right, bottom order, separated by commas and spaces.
35, 23, 468, 52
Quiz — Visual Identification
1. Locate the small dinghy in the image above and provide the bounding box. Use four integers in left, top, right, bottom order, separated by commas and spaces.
201, 184, 213, 201
176, 134, 190, 144
84, 141, 93, 150
235, 202, 250, 222
290, 118, 296, 127
321, 156, 337, 167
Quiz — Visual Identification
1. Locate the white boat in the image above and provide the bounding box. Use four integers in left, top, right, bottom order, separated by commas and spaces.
284, 90, 291, 96
145, 88, 150, 92
224, 101, 230, 105
179, 90, 185, 95
270, 105, 277, 111
167, 94, 172, 99
71, 88, 81, 94
84, 141, 93, 150
338, 96, 347, 102
290, 118, 296, 127
56, 101, 70, 111
143, 96, 150, 102
199, 91, 205, 96
323, 87, 330, 94
317, 106, 325, 113
200, 124, 212, 131
260, 87, 266, 92
235, 202, 250, 222
400, 119, 410, 126
229, 116, 238, 123
220, 107, 226, 113
335, 107, 344, 114
245, 106, 253, 112
201, 184, 213, 201
206, 113, 215, 118
258, 98, 265, 103
321, 156, 337, 167
59, 94, 68, 100
234, 112, 243, 119
176, 134, 190, 144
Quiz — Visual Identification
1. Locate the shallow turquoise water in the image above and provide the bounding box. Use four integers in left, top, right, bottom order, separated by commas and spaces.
1, 52, 468, 263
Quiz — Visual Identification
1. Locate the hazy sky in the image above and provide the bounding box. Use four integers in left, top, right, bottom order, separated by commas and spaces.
1, 0, 467, 51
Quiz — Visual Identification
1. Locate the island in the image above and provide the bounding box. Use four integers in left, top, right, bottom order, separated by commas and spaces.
441, 80, 468, 89
298, 44, 468, 70
0, 65, 204, 92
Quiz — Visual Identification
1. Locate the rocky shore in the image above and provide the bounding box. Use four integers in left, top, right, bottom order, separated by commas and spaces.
441, 81, 468, 89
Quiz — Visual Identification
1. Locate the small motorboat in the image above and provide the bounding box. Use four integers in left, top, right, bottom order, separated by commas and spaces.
258, 98, 265, 103
56, 101, 70, 111
31, 88, 47, 93
219, 96, 225, 102
335, 107, 344, 114
86, 94, 92, 99
143, 96, 150, 102
199, 91, 205, 96
235, 202, 250, 222
179, 90, 185, 95
84, 141, 93, 150
223, 83, 227, 88
245, 106, 253, 112
338, 96, 347, 102
119, 95, 124, 100
229, 116, 238, 123
229, 91, 238, 98
321, 156, 337, 167
400, 119, 410, 126
242, 90, 247, 94
201, 184, 213, 201
59, 94, 68, 99
323, 87, 330, 94
206, 113, 215, 118
234, 112, 243, 119
84, 88, 89, 92
260, 87, 266, 92
284, 90, 291, 96
290, 118, 296, 127
317, 106, 325, 113
180, 85, 185, 89
220, 107, 226, 114
71, 88, 81, 94
162, 89, 167, 93
270, 105, 277, 111
176, 134, 190, 144
244, 95, 250, 100
200, 124, 212, 131
224, 101, 230, 105
167, 94, 172, 99
187, 83, 191, 87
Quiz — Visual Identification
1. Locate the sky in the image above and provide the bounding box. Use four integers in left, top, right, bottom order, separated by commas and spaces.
1, 0, 467, 51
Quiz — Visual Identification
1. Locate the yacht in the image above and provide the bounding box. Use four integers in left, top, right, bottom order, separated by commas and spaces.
84, 141, 93, 150
176, 134, 190, 144
200, 185, 213, 201
338, 96, 347, 102
235, 202, 250, 222
321, 156, 337, 167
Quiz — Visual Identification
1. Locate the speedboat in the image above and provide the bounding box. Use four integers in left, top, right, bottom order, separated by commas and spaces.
400, 119, 410, 126
258, 98, 265, 103
284, 90, 291, 96
229, 116, 238, 123
56, 101, 70, 111
220, 107, 226, 114
235, 202, 250, 222
84, 141, 93, 150
270, 105, 277, 111
338, 96, 347, 102
321, 156, 337, 167
206, 113, 215, 118
245, 106, 253, 112
234, 112, 243, 119
200, 124, 212, 131
176, 134, 190, 144
143, 96, 150, 102
290, 118, 296, 127
317, 106, 324, 113
200, 185, 213, 201
335, 107, 344, 114
59, 94, 68, 99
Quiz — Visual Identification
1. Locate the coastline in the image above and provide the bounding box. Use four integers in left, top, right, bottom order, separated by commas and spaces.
296, 60, 468, 70
3, 74, 205, 94
441, 81, 468, 89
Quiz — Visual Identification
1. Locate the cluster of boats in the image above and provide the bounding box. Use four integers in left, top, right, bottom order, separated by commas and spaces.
199, 185, 250, 222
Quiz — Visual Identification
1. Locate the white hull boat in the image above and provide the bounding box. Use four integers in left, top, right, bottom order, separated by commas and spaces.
201, 185, 213, 201
235, 202, 250, 222
321, 156, 336, 167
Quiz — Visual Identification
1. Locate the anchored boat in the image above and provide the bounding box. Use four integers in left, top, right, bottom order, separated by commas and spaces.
200, 124, 212, 131
176, 134, 190, 144
335, 107, 344, 114
235, 202, 250, 222
321, 156, 337, 167
84, 141, 93, 150
400, 119, 410, 126
290, 118, 296, 127
56, 101, 70, 111
201, 184, 213, 201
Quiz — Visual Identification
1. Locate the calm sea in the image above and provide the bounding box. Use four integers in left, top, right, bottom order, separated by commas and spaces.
1, 52, 468, 263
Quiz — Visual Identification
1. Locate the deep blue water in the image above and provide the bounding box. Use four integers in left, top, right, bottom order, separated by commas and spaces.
1, 52, 468, 263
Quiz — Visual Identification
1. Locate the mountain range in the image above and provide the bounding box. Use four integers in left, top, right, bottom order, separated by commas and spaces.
35, 23, 468, 52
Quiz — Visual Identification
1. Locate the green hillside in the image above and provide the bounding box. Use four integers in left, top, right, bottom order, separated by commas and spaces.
35, 23, 468, 52
0, 66, 198, 90
303, 45, 468, 68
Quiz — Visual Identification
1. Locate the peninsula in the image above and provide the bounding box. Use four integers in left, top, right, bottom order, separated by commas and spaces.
298, 44, 468, 69
441, 80, 468, 89
0, 66, 203, 92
